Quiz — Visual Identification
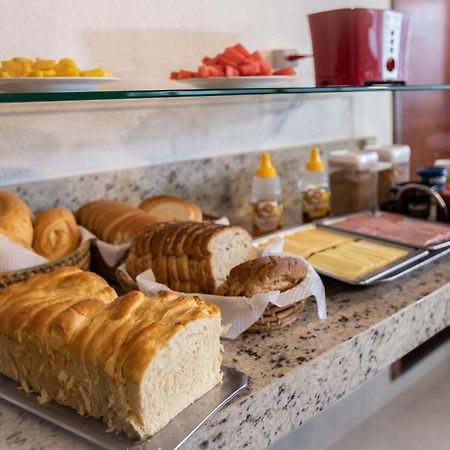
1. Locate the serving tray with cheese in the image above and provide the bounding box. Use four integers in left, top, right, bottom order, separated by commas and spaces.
253, 223, 428, 286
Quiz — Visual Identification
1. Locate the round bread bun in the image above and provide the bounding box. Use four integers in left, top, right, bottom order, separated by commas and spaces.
216, 255, 307, 297
0, 191, 33, 248
32, 207, 81, 260
138, 195, 202, 222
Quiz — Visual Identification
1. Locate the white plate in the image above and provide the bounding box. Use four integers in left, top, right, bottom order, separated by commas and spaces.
0, 77, 121, 93
177, 75, 299, 89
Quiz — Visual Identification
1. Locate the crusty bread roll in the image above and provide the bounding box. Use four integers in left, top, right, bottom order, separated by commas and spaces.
32, 207, 81, 260
139, 195, 202, 222
0, 191, 33, 248
126, 221, 256, 294
0, 267, 223, 438
216, 255, 307, 296
76, 200, 162, 244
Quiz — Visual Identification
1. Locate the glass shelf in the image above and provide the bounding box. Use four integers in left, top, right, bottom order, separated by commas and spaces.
1, 84, 450, 104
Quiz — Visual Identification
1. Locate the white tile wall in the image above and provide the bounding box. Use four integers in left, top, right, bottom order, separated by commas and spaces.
0, 0, 392, 186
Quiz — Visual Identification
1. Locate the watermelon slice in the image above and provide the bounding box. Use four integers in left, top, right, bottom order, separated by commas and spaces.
273, 67, 296, 76
233, 43, 250, 57
225, 65, 239, 77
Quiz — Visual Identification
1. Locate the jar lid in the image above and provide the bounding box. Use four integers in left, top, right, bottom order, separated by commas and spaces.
434, 159, 450, 168
417, 166, 448, 177
329, 150, 379, 169
377, 161, 392, 171
365, 144, 411, 163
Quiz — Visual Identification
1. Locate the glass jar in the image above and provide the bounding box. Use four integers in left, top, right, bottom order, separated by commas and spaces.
329, 150, 379, 215
365, 144, 411, 184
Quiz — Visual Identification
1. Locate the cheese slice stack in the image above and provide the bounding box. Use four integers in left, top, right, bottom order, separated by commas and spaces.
308, 240, 408, 279
284, 229, 354, 257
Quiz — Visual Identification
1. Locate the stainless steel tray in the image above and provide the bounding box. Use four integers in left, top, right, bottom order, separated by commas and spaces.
316, 211, 450, 251
253, 224, 428, 286
0, 366, 247, 450
378, 246, 450, 283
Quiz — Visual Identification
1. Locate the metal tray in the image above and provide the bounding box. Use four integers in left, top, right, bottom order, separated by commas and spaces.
378, 246, 450, 283
253, 224, 428, 286
316, 211, 450, 251
0, 366, 248, 450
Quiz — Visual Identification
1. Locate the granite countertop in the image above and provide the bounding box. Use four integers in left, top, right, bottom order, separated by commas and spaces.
0, 256, 449, 450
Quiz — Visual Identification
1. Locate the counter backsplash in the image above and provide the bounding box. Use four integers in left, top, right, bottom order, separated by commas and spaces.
4, 138, 367, 228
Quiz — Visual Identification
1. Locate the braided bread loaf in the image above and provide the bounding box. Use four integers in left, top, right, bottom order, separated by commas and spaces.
126, 221, 256, 293
0, 267, 223, 438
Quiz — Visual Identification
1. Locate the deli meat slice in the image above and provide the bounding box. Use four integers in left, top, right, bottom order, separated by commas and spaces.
333, 213, 450, 247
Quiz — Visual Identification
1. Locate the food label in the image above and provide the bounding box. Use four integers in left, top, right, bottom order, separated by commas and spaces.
252, 201, 283, 236
302, 187, 331, 222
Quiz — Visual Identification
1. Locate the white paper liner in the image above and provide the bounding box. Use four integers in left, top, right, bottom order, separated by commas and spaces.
94, 217, 231, 268
117, 251, 326, 339
0, 226, 93, 272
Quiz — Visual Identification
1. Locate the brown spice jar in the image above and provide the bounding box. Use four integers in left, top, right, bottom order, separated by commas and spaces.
330, 169, 378, 215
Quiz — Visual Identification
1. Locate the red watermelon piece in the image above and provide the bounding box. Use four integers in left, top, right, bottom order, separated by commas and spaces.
225, 65, 239, 77
273, 67, 296, 76
233, 43, 250, 57
224, 47, 246, 64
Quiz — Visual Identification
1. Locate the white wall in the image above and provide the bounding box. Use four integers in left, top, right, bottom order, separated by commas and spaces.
0, 0, 392, 185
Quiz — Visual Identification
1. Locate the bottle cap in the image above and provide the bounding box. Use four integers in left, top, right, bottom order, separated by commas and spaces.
306, 147, 325, 171
256, 151, 277, 177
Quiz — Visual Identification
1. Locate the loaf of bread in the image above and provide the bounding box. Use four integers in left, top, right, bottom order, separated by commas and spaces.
0, 191, 33, 248
216, 255, 307, 296
0, 267, 223, 438
126, 221, 256, 294
32, 207, 81, 260
75, 200, 162, 244
139, 195, 202, 222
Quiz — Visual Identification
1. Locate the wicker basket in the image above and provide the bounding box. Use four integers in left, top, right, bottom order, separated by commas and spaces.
116, 265, 138, 293
90, 244, 123, 284
247, 299, 307, 333
0, 239, 91, 289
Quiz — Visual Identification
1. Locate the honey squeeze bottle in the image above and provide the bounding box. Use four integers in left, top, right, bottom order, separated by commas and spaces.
300, 147, 331, 223
251, 152, 283, 236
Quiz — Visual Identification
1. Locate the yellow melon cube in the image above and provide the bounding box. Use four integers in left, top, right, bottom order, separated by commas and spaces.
26, 70, 44, 77
33, 58, 56, 70
43, 69, 56, 77
59, 58, 77, 67
80, 68, 104, 77
1, 60, 22, 77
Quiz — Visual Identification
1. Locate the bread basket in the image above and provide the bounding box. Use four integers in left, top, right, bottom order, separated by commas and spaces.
247, 300, 307, 333
116, 264, 138, 293
0, 239, 91, 289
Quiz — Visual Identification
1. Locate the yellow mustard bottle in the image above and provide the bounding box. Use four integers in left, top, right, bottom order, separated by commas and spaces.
251, 152, 283, 236
300, 147, 331, 223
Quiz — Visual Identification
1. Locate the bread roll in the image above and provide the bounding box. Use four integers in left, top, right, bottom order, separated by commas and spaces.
76, 200, 162, 244
216, 255, 307, 296
126, 221, 256, 293
139, 195, 202, 222
0, 267, 223, 438
0, 191, 33, 247
32, 208, 81, 260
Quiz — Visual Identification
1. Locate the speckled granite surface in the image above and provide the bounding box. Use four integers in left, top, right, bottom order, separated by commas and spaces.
1, 256, 449, 450
2, 138, 365, 229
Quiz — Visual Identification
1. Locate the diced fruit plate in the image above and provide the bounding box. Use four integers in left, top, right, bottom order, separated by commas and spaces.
0, 77, 121, 93
176, 75, 299, 89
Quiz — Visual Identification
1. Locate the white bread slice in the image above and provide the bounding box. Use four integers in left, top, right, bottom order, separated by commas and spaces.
207, 227, 255, 293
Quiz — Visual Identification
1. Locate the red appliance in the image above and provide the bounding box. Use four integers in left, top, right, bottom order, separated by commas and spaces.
308, 8, 410, 86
